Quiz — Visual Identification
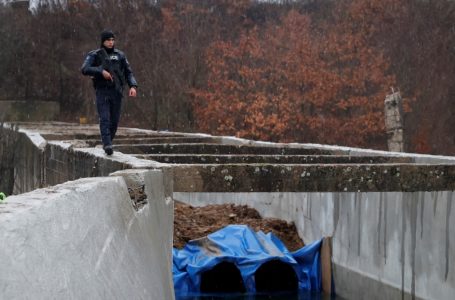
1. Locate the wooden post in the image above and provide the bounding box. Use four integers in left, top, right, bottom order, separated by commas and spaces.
321, 236, 332, 295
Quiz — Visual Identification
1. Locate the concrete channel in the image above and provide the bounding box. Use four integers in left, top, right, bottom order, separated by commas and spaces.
1, 122, 455, 299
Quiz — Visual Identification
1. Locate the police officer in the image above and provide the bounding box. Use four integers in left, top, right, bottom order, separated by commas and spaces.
81, 30, 138, 155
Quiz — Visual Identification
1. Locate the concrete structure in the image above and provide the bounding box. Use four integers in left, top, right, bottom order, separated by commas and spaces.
0, 169, 174, 299
0, 100, 60, 122
174, 191, 454, 299
1, 122, 455, 299
385, 92, 405, 152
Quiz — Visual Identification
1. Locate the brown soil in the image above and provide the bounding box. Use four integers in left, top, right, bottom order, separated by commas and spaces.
174, 201, 305, 251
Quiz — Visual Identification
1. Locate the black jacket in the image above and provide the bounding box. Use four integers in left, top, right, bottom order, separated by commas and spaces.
81, 48, 138, 92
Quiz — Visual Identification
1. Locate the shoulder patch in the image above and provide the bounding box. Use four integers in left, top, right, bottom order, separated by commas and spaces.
114, 49, 124, 55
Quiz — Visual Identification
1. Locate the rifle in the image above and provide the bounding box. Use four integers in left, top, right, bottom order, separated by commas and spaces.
99, 48, 123, 94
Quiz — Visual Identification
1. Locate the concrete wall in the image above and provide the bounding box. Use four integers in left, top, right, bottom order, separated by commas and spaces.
0, 101, 60, 122
174, 191, 454, 300
212, 135, 455, 164
5, 123, 455, 299
7, 124, 455, 196
11, 128, 47, 194
5, 127, 160, 195
0, 170, 175, 300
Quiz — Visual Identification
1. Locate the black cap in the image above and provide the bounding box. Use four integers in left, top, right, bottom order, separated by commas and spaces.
100, 30, 115, 44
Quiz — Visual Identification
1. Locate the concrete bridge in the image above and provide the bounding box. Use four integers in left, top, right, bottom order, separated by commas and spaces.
1, 122, 454, 299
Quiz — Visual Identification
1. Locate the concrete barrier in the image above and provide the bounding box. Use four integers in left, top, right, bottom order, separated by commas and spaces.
0, 100, 60, 122
210, 135, 455, 164
4, 122, 455, 299
1, 125, 161, 195
174, 191, 454, 299
0, 170, 174, 299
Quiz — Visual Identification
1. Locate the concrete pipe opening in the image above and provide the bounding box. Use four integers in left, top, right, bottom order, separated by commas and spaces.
200, 261, 246, 293
255, 260, 298, 293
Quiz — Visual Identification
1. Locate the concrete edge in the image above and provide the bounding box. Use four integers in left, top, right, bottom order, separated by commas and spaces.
11, 122, 455, 165
15, 126, 47, 150
73, 147, 171, 169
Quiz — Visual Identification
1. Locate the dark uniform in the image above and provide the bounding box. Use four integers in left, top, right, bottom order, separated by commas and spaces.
81, 30, 137, 154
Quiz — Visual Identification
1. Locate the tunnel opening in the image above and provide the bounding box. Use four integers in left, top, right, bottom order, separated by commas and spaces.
255, 260, 298, 293
200, 261, 246, 294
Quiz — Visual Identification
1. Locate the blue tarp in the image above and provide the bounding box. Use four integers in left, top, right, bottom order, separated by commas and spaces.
173, 225, 323, 295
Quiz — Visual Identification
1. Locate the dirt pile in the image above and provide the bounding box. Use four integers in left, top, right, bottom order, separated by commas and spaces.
173, 201, 305, 251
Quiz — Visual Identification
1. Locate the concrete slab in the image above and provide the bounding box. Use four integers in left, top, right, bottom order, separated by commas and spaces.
172, 163, 455, 192
114, 143, 334, 155
41, 133, 189, 141
0, 171, 174, 299
138, 154, 414, 164
77, 137, 215, 147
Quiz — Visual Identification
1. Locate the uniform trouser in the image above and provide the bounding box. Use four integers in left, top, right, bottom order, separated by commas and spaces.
95, 88, 122, 147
